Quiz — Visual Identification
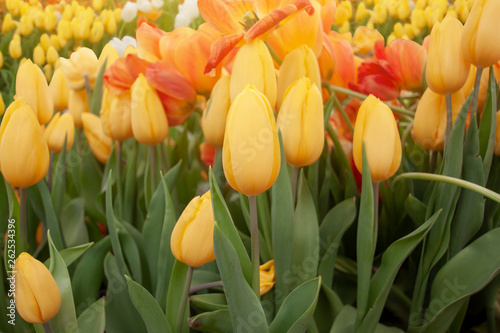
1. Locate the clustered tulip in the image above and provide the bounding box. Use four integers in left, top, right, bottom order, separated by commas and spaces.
100, 89, 134, 141
81, 113, 112, 164
201, 73, 230, 148
44, 113, 75, 153
49, 68, 70, 111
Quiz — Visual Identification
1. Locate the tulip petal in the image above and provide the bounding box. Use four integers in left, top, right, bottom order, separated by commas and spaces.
136, 22, 166, 63
204, 33, 245, 75
198, 0, 246, 36
146, 61, 196, 101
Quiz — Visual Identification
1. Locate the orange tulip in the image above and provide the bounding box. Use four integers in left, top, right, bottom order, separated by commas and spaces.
328, 33, 356, 101
136, 22, 166, 63
317, 35, 336, 83
104, 53, 151, 94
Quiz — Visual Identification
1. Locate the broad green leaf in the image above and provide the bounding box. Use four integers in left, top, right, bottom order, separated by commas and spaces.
126, 275, 172, 333
78, 152, 106, 221
47, 231, 78, 333
189, 309, 232, 333
77, 298, 105, 333
404, 194, 426, 227
209, 169, 252, 284
89, 60, 106, 115
51, 138, 67, 215
123, 141, 138, 223
479, 69, 497, 179
32, 181, 65, 250
165, 260, 189, 332
60, 198, 89, 247
44, 242, 93, 268
190, 294, 228, 312
213, 224, 269, 333
269, 277, 322, 333
117, 220, 142, 283
330, 306, 404, 333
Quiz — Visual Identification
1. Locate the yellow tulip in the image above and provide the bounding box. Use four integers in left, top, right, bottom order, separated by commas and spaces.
223, 84, 280, 196
49, 68, 70, 111
104, 15, 117, 35
9, 35, 22, 59
93, 0, 103, 11
131, 74, 169, 145
68, 89, 89, 128
0, 95, 4, 116
461, 0, 500, 68
0, 100, 49, 188
19, 15, 34, 36
353, 95, 402, 182
413, 88, 466, 151
202, 74, 230, 147
277, 45, 321, 110
100, 89, 133, 141
426, 15, 470, 95
355, 2, 368, 23
81, 113, 112, 164
16, 59, 53, 125
0, 51, 3, 69
46, 46, 59, 66
58, 20, 73, 41
398, 0, 411, 20
170, 190, 215, 267
230, 39, 277, 108
44, 8, 58, 31
60, 47, 100, 90
33, 45, 46, 66
2, 13, 15, 34
40, 34, 51, 52
98, 44, 119, 69
352, 26, 384, 55
277, 78, 324, 167
44, 64, 53, 83
44, 112, 75, 153
13, 253, 61, 323
260, 260, 275, 296
89, 20, 105, 44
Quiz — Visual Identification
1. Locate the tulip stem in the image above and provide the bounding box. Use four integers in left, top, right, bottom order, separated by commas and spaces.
84, 74, 91, 99
176, 265, 193, 333
42, 322, 53, 333
291, 166, 299, 207
372, 182, 379, 241
264, 41, 282, 65
445, 94, 453, 145
189, 280, 224, 294
19, 187, 27, 253
429, 150, 437, 174
149, 145, 157, 190
330, 89, 354, 135
116, 141, 123, 217
471, 67, 484, 120
248, 195, 260, 298
48, 152, 55, 192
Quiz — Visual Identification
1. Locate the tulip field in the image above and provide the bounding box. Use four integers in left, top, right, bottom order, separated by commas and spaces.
1, 0, 500, 332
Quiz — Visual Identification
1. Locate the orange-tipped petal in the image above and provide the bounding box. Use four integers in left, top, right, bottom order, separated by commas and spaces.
159, 27, 194, 62
136, 22, 166, 63
125, 53, 152, 79
198, 0, 246, 36
385, 39, 427, 92
204, 33, 245, 75
157, 92, 196, 127
146, 61, 197, 101
103, 54, 151, 94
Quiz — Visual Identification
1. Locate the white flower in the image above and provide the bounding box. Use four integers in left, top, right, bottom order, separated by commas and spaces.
108, 36, 138, 57
151, 0, 164, 9
174, 0, 199, 28
136, 0, 152, 12
121, 1, 138, 23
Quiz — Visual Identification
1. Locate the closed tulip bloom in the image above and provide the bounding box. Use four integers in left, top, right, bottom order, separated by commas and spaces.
425, 15, 470, 95
100, 89, 133, 141
98, 44, 119, 69
33, 45, 45, 66
68, 89, 89, 128
202, 74, 230, 147
9, 35, 22, 59
131, 74, 169, 145
414, 88, 466, 151
277, 45, 321, 111
461, 0, 500, 68
170, 190, 215, 267
230, 39, 277, 108
44, 113, 75, 153
16, 59, 53, 125
0, 101, 49, 188
49, 68, 70, 111
260, 260, 275, 296
278, 78, 324, 167
352, 26, 384, 55
13, 253, 61, 323
60, 47, 100, 90
223, 84, 280, 196
353, 95, 402, 182
46, 46, 59, 66
89, 20, 105, 44
81, 113, 112, 164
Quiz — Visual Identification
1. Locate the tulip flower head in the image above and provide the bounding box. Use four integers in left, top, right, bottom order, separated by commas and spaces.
68, 89, 90, 128
202, 73, 231, 147
60, 47, 100, 90
353, 95, 401, 182
171, 190, 215, 267
49, 68, 71, 111
260, 260, 275, 295
44, 112, 75, 153
100, 89, 133, 141
13, 253, 61, 323
223, 84, 280, 196
82, 113, 112, 164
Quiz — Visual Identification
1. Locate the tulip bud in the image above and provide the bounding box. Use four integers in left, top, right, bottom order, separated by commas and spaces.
201, 74, 230, 148
355, 2, 368, 23
19, 15, 34, 36
278, 78, 324, 167
49, 68, 70, 111
33, 45, 46, 66
44, 9, 58, 31
277, 45, 321, 111
100, 89, 133, 141
16, 59, 54, 125
105, 15, 117, 35
131, 74, 169, 145
81, 113, 112, 164
44, 112, 75, 153
0, 100, 49, 188
58, 20, 73, 41
230, 39, 277, 108
223, 84, 280, 196
93, 0, 103, 11
60, 47, 100, 90
99, 44, 119, 69
495, 111, 500, 156
2, 13, 15, 34
13, 253, 61, 323
413, 88, 466, 151
9, 35, 22, 59
89, 20, 105, 44
426, 15, 470, 95
353, 95, 402, 182
461, 0, 500, 68
170, 190, 215, 267
0, 51, 3, 69
352, 26, 384, 55
260, 260, 275, 296
68, 89, 89, 128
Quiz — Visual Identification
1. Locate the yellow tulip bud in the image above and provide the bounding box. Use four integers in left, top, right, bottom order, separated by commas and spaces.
44, 11, 58, 32
81, 113, 112, 164
411, 9, 426, 30
404, 23, 416, 39
93, 0, 103, 11
202, 74, 231, 147
46, 46, 59, 65
0, 51, 3, 69
260, 260, 275, 295
34, 10, 45, 30
0, 95, 4, 116
9, 35, 22, 59
33, 45, 46, 66
114, 8, 122, 23
60, 47, 100, 90
58, 20, 73, 40
105, 15, 117, 35
62, 6, 73, 20
416, 0, 427, 9
355, 2, 368, 23
44, 64, 53, 82
131, 74, 169, 145
89, 20, 104, 44
40, 34, 51, 52
6, 0, 19, 16
98, 44, 119, 69
100, 89, 133, 141
50, 35, 62, 51
49, 68, 70, 111
230, 39, 277, 108
277, 78, 324, 167
277, 45, 320, 110
2, 14, 15, 34
223, 84, 280, 196
170, 190, 215, 267
68, 89, 89, 128
461, 0, 500, 68
19, 15, 34, 36
413, 88, 466, 151
353, 95, 402, 182
398, 0, 411, 20
12, 253, 61, 323
16, 59, 53, 125
44, 112, 75, 153
335, 5, 349, 25
426, 16, 470, 95
352, 26, 384, 55
0, 100, 49, 187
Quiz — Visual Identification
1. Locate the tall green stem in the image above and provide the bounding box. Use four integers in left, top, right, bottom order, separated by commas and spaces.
116, 141, 123, 217
291, 167, 299, 207
149, 145, 157, 189
470, 67, 484, 119
42, 322, 53, 333
249, 195, 260, 298
175, 265, 193, 333
47, 152, 55, 192
445, 94, 453, 145
19, 188, 27, 254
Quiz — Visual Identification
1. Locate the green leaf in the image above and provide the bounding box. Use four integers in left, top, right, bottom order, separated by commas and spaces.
117, 220, 142, 283
213, 223, 269, 333
60, 198, 89, 247
123, 141, 138, 223
32, 181, 65, 250
90, 60, 106, 115
479, 68, 498, 179
44, 242, 93, 268
165, 260, 188, 332
189, 309, 233, 333
404, 194, 426, 227
330, 306, 404, 333
190, 294, 228, 312
51, 139, 67, 215
78, 152, 106, 221
209, 168, 252, 284
77, 298, 106, 333
126, 275, 172, 333
269, 277, 322, 333
47, 231, 79, 333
